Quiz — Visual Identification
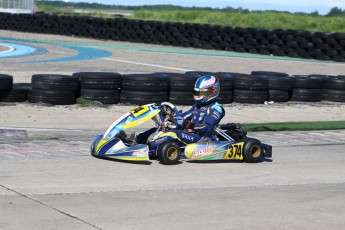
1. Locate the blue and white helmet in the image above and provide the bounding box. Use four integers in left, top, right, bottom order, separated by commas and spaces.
194, 75, 220, 105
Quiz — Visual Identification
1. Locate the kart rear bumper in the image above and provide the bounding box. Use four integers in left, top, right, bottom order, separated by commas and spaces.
262, 144, 272, 158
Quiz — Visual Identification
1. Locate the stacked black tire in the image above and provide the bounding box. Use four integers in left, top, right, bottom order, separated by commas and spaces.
322, 76, 345, 102
251, 71, 293, 102
233, 73, 268, 104
28, 74, 79, 105
73, 72, 122, 104
0, 74, 30, 103
2, 71, 345, 106
167, 73, 200, 105
290, 75, 323, 102
120, 74, 169, 104
2, 12, 345, 62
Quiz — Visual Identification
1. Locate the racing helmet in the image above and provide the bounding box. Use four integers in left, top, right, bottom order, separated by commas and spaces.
194, 75, 220, 105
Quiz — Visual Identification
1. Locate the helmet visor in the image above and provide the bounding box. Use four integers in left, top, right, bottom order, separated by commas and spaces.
194, 87, 213, 97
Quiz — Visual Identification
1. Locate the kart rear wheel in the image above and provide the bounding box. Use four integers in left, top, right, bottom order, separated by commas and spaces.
157, 142, 181, 165
243, 138, 264, 163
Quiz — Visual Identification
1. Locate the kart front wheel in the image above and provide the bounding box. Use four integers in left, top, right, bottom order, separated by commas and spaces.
243, 138, 264, 163
157, 142, 181, 165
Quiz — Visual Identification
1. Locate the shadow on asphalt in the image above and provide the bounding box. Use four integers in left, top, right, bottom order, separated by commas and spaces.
186, 158, 273, 164
92, 155, 152, 165
186, 159, 243, 164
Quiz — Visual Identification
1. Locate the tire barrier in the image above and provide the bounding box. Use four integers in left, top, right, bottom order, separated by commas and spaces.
1, 72, 345, 105
232, 74, 268, 104
120, 74, 169, 104
73, 72, 122, 104
1, 12, 345, 62
0, 83, 30, 103
28, 74, 79, 105
0, 74, 13, 90
322, 76, 345, 102
0, 75, 30, 102
164, 72, 199, 105
290, 75, 323, 102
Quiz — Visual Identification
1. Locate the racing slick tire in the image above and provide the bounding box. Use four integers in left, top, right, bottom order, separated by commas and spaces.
157, 142, 181, 165
243, 138, 264, 163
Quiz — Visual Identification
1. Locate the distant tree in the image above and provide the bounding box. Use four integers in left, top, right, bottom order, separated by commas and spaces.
310, 10, 319, 16
327, 7, 345, 16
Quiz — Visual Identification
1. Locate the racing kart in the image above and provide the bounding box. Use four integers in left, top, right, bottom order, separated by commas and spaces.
91, 102, 272, 165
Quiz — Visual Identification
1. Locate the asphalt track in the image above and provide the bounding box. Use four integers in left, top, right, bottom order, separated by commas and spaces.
0, 31, 345, 229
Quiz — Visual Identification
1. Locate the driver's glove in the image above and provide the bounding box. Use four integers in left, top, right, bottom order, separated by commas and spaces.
175, 117, 194, 129
175, 116, 184, 126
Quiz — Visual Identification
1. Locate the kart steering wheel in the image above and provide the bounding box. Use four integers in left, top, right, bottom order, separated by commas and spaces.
160, 102, 181, 124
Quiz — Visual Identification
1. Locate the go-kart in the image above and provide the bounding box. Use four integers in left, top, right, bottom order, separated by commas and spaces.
91, 102, 272, 165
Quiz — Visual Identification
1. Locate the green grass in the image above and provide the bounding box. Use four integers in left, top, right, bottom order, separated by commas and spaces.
76, 98, 108, 108
245, 121, 345, 132
35, 0, 345, 33
36, 1, 345, 33
130, 10, 345, 33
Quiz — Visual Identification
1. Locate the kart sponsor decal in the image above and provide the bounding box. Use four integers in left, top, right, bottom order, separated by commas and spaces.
130, 106, 149, 117
132, 151, 147, 157
181, 133, 194, 142
224, 142, 244, 160
193, 145, 215, 157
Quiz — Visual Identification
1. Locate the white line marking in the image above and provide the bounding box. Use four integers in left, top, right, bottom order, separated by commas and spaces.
0, 127, 94, 132
0, 44, 15, 54
101, 57, 193, 72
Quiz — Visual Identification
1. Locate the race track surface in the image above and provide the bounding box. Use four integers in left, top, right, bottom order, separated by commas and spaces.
0, 30, 345, 230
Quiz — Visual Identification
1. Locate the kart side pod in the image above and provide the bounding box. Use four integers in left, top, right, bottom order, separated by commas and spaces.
183, 138, 272, 163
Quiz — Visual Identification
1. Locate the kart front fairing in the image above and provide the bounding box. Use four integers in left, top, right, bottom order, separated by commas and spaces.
91, 103, 162, 161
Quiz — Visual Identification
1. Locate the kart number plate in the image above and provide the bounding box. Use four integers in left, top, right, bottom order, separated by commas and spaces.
130, 106, 149, 117
224, 142, 244, 160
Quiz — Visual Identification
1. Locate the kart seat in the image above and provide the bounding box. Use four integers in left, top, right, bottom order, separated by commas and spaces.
197, 135, 212, 142
197, 127, 218, 143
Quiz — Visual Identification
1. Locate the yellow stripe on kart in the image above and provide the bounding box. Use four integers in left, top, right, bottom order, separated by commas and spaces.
108, 156, 149, 161
154, 132, 187, 145
123, 110, 160, 129
95, 138, 113, 155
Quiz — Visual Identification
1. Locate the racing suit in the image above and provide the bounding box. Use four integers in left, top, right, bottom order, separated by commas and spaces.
148, 101, 225, 148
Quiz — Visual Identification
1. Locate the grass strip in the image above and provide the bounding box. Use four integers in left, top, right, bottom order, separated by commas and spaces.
131, 10, 345, 33
245, 121, 345, 132
76, 98, 107, 108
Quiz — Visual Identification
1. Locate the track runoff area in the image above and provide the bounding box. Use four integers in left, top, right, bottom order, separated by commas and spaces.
1, 32, 345, 230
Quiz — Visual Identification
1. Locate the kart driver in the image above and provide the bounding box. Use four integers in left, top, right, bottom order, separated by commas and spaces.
142, 75, 225, 147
